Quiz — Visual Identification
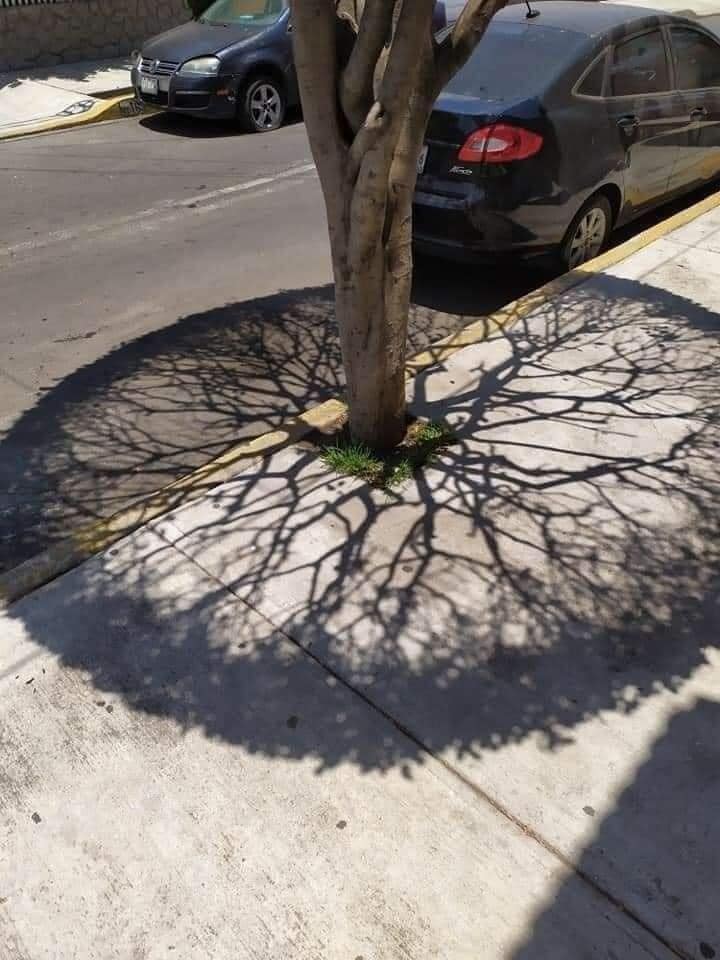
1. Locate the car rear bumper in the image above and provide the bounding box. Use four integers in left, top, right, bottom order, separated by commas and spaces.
131, 66, 237, 119
412, 183, 564, 261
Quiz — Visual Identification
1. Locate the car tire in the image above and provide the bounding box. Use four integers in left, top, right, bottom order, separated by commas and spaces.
239, 76, 286, 133
559, 194, 613, 271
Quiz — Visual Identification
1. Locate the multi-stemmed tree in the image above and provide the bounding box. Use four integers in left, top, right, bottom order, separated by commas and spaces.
289, 0, 505, 448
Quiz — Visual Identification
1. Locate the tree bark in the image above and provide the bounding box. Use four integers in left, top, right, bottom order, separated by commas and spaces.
333, 208, 412, 450
290, 0, 506, 450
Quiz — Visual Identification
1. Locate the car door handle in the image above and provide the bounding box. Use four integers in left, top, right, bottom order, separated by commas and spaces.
617, 114, 640, 132
690, 106, 708, 120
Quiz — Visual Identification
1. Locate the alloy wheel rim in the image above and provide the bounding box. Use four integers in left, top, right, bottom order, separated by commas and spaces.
250, 84, 281, 129
568, 207, 607, 269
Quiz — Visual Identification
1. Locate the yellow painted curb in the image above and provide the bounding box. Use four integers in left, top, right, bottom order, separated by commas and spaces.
2, 186, 719, 607
0, 92, 142, 142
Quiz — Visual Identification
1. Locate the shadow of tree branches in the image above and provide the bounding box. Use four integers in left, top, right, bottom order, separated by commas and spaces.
8, 270, 719, 786
0, 258, 530, 572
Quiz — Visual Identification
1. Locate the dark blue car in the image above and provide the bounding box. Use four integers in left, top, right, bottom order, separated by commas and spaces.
414, 1, 720, 268
132, 0, 454, 132
132, 0, 297, 132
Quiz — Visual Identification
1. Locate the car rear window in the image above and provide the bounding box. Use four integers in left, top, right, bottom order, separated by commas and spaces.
445, 20, 589, 101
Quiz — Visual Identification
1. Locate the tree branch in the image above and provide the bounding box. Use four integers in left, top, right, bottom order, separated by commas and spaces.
378, 0, 436, 120
340, 0, 397, 133
290, 0, 348, 185
346, 0, 436, 269
347, 101, 388, 184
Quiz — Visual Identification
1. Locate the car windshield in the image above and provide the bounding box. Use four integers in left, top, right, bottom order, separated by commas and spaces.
445, 20, 588, 101
200, 0, 284, 26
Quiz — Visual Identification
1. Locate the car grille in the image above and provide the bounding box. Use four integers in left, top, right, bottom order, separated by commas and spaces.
140, 91, 170, 106
139, 58, 180, 76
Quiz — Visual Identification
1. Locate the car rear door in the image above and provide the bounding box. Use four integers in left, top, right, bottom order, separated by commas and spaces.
605, 27, 684, 212
666, 24, 720, 190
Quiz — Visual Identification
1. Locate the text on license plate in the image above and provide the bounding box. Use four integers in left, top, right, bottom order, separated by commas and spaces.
140, 76, 158, 95
417, 145, 428, 174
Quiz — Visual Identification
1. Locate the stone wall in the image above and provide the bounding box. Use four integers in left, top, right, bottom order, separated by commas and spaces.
0, 0, 191, 72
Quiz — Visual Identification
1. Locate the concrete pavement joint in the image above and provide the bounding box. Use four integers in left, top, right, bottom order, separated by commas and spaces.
1, 186, 718, 610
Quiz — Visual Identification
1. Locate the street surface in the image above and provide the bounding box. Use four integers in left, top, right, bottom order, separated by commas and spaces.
0, 110, 715, 573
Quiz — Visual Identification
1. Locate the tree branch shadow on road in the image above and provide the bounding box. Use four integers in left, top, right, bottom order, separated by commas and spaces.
0, 258, 526, 572
7, 270, 719, 769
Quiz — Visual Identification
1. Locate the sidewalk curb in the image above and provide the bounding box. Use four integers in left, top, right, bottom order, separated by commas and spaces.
2, 187, 719, 607
0, 91, 141, 142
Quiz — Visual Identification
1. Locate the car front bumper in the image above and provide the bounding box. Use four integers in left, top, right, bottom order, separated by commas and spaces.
131, 66, 238, 119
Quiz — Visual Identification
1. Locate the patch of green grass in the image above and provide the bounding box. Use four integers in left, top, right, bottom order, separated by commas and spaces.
321, 420, 454, 492
386, 457, 413, 490
406, 420, 455, 447
321, 443, 384, 485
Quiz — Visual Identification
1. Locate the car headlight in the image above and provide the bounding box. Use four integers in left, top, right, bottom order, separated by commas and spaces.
178, 56, 221, 76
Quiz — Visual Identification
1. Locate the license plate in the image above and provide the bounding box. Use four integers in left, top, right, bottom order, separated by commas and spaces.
417, 145, 429, 175
140, 76, 158, 95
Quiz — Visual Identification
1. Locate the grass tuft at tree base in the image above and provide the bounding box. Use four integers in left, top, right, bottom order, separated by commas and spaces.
321, 420, 454, 491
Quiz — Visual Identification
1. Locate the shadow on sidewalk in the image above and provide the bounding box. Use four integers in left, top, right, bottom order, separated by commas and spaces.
510, 698, 720, 960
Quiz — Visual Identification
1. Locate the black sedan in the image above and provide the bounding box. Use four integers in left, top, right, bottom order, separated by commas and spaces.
132, 0, 298, 132
414, 1, 720, 268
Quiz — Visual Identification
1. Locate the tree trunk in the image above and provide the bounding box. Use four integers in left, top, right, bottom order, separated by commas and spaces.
332, 197, 413, 451
289, 0, 506, 451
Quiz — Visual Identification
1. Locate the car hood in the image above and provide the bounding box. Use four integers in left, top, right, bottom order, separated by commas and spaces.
141, 19, 272, 62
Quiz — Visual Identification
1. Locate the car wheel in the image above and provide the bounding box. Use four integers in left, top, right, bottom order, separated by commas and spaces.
239, 76, 286, 133
560, 194, 613, 271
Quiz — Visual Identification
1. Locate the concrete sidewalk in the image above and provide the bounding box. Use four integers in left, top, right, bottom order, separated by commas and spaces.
2, 205, 719, 958
0, 57, 135, 139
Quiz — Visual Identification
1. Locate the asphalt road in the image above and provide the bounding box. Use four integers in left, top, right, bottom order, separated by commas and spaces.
0, 111, 715, 574
0, 112, 546, 574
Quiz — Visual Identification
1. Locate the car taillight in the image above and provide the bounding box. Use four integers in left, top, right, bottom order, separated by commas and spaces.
458, 124, 543, 163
